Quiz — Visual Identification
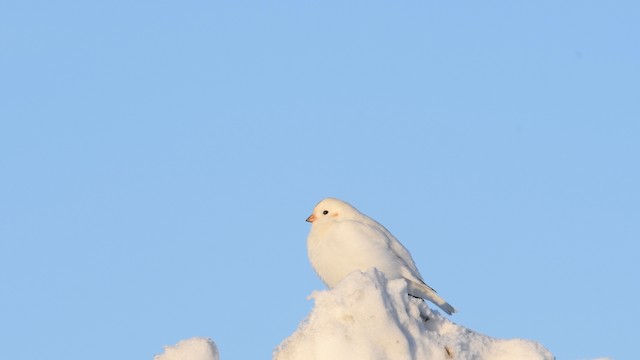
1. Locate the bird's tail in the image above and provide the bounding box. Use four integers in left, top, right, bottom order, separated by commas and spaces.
408, 281, 456, 315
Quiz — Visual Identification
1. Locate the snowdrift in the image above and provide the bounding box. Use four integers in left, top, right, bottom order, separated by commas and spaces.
155, 269, 554, 360
273, 269, 553, 360
154, 337, 219, 360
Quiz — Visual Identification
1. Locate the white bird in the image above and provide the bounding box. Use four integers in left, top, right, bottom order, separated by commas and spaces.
306, 198, 456, 315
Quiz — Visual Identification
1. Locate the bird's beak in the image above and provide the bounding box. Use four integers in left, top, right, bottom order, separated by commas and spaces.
306, 214, 316, 223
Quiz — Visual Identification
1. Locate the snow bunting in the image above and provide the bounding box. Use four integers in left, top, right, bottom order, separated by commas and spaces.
306, 198, 456, 315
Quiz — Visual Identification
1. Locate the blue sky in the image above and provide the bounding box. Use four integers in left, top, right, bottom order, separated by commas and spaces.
1, 1, 638, 359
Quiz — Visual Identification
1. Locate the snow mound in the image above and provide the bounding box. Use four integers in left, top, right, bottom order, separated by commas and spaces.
274, 269, 553, 360
154, 337, 219, 360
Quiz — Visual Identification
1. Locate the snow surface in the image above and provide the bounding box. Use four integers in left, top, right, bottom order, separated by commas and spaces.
155, 269, 555, 360
154, 337, 219, 360
273, 269, 554, 360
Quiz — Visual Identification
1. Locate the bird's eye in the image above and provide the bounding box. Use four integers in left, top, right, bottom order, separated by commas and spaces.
323, 210, 329, 215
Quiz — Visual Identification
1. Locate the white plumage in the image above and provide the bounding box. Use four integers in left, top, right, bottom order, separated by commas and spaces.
306, 197, 456, 315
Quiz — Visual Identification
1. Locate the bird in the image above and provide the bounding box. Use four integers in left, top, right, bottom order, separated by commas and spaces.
305, 197, 456, 315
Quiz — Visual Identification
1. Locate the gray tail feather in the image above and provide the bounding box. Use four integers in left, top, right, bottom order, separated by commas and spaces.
408, 281, 457, 315
437, 301, 456, 316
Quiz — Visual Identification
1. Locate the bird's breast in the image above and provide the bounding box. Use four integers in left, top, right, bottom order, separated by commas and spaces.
307, 222, 395, 287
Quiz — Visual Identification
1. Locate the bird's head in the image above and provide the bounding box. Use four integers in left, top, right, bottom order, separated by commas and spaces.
306, 198, 360, 224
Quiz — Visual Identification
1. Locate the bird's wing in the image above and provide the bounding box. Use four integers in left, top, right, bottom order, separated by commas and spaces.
338, 218, 425, 284
363, 221, 443, 298
383, 227, 420, 272
361, 216, 422, 274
